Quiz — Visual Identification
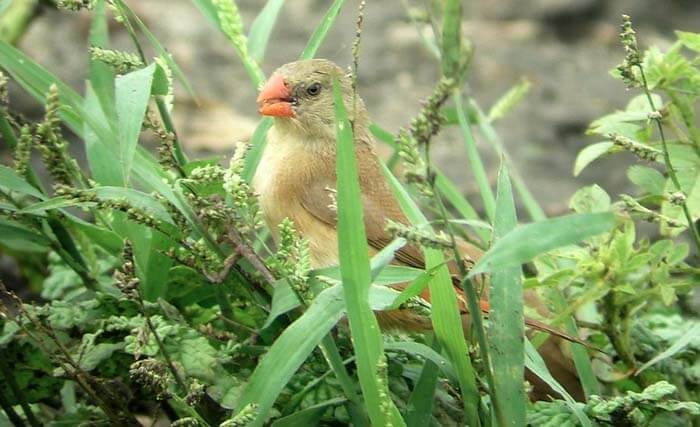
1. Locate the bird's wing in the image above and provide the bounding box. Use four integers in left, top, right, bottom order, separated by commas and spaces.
299, 145, 426, 269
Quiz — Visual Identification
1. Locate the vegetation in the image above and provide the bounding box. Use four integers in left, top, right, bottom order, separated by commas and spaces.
0, 1, 698, 426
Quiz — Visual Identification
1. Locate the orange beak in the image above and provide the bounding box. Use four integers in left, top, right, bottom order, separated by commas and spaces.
257, 73, 295, 117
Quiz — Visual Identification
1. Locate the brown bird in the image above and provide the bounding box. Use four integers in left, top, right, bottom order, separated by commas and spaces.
253, 58, 584, 401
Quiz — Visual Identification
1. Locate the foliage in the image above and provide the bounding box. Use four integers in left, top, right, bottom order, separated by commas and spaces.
0, 2, 697, 427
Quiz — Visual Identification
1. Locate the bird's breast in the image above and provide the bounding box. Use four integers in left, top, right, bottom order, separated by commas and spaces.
253, 129, 340, 267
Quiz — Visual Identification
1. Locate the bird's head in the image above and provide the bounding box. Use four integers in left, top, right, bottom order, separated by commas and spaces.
257, 59, 368, 141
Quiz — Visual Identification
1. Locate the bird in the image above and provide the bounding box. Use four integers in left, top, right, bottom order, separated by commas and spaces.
253, 58, 584, 401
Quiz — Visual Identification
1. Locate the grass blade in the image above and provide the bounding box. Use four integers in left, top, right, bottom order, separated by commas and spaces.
248, 0, 285, 62
636, 322, 700, 375
235, 285, 346, 425
333, 78, 404, 426
525, 340, 591, 427
380, 161, 481, 427
434, 170, 489, 243
469, 99, 546, 221
384, 341, 455, 381
404, 338, 440, 427
299, 0, 344, 60
455, 92, 495, 221
488, 162, 526, 426
470, 212, 616, 276
115, 63, 156, 185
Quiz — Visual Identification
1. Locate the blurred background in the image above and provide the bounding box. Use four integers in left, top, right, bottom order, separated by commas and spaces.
3, 0, 700, 213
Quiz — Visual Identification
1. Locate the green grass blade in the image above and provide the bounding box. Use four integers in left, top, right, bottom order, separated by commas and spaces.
235, 284, 346, 426
488, 162, 526, 427
384, 341, 456, 381
469, 99, 546, 221
242, 117, 273, 183
454, 92, 495, 222
115, 63, 156, 185
380, 162, 481, 427
548, 289, 600, 399
190, 0, 220, 27
299, 0, 344, 60
115, 0, 197, 98
404, 338, 440, 427
333, 78, 404, 426
271, 398, 347, 427
84, 84, 123, 185
0, 41, 84, 131
469, 212, 616, 277
525, 339, 591, 427
248, 0, 285, 62
0, 165, 46, 199
87, 0, 117, 127
434, 170, 489, 243
636, 322, 700, 375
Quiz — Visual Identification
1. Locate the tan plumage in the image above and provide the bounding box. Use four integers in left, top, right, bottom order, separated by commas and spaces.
253, 58, 584, 401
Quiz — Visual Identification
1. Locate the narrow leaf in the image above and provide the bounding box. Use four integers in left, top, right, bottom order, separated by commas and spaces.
488, 162, 526, 426
248, 0, 285, 62
333, 78, 404, 426
115, 63, 156, 185
470, 212, 616, 276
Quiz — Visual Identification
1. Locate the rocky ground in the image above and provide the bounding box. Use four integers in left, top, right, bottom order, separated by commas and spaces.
8, 0, 700, 215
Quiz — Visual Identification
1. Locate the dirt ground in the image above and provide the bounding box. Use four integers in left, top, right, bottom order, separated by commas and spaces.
9, 0, 700, 215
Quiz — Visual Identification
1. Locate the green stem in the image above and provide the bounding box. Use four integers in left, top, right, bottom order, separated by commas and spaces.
637, 66, 700, 253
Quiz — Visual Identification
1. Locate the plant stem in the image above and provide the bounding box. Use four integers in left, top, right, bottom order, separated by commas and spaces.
637, 67, 700, 253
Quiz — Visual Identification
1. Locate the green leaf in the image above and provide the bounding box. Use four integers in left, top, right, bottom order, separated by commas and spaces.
19, 196, 87, 215
456, 93, 495, 221
115, 63, 157, 185
574, 142, 614, 176
332, 78, 404, 426
248, 0, 285, 62
636, 322, 700, 375
487, 78, 531, 122
380, 162, 480, 427
627, 165, 666, 195
242, 117, 273, 183
235, 285, 346, 424
271, 398, 346, 427
404, 338, 440, 427
0, 165, 45, 199
676, 30, 700, 52
488, 162, 526, 427
384, 341, 456, 381
0, 219, 51, 252
84, 84, 123, 185
525, 340, 591, 427
299, 0, 344, 60
114, 0, 196, 98
470, 212, 616, 276
569, 185, 611, 214
0, 41, 85, 132
88, 0, 117, 128
434, 170, 489, 243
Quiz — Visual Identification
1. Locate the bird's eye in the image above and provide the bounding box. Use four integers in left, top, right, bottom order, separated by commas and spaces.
306, 82, 322, 97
